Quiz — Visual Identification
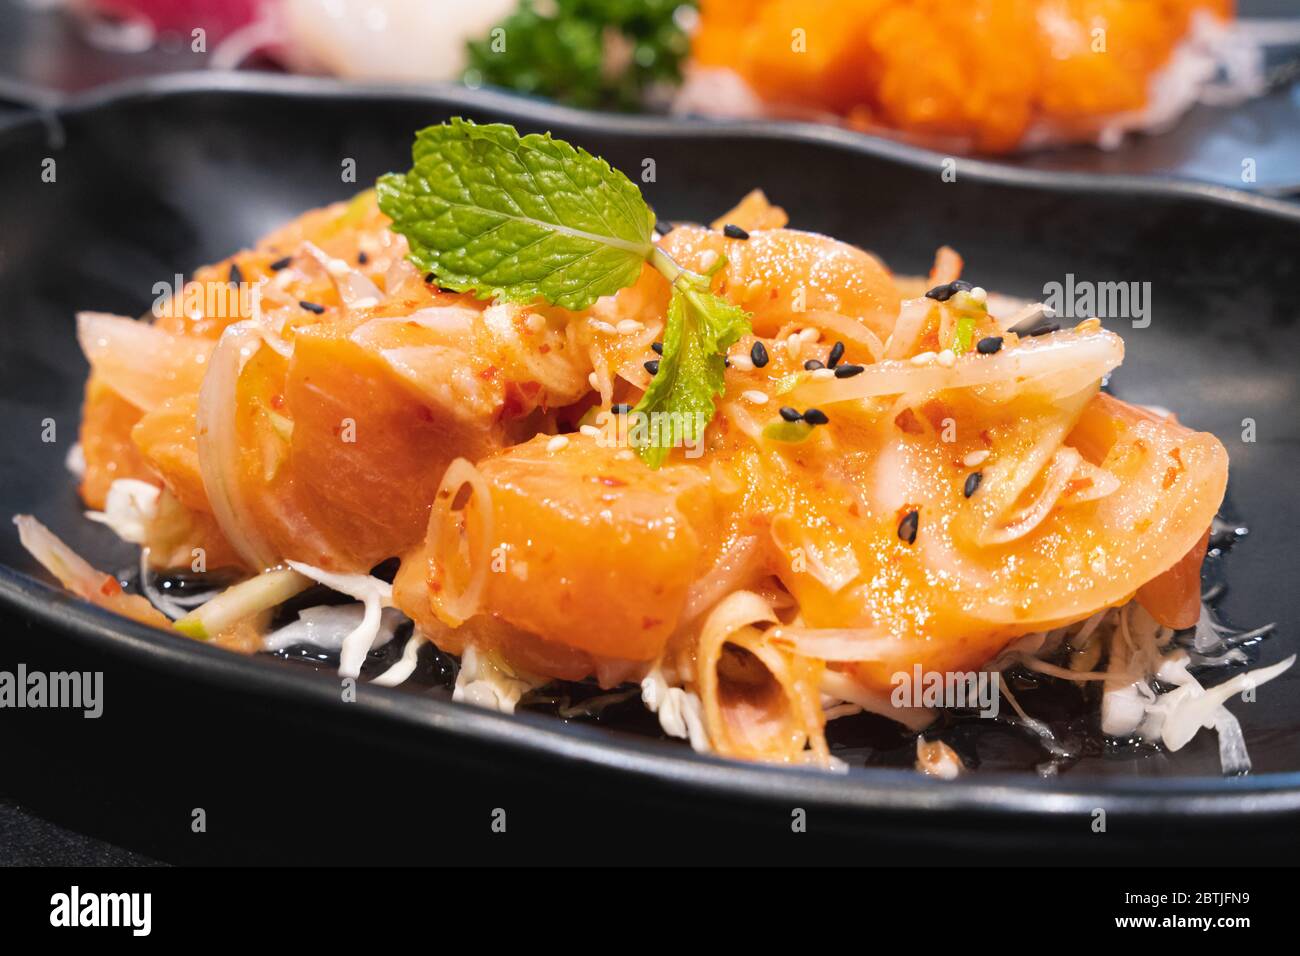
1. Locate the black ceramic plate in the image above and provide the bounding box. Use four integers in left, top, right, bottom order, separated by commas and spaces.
1, 73, 1299, 862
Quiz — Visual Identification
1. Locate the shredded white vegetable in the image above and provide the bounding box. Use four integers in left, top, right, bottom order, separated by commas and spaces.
452, 642, 541, 715
262, 602, 403, 655
84, 478, 161, 546
640, 667, 711, 753
284, 561, 393, 679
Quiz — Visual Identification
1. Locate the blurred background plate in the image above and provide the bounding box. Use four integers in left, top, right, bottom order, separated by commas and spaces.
0, 0, 1298, 194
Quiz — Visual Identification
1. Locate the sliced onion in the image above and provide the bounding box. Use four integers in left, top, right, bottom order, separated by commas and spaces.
77, 311, 213, 412
248, 285, 294, 359
799, 327, 1124, 407
285, 561, 394, 679
13, 514, 170, 628
980, 447, 1081, 546
680, 535, 762, 625
794, 309, 885, 362
301, 241, 383, 308
196, 321, 279, 571
883, 297, 933, 359
770, 624, 903, 663
383, 256, 421, 297
14, 513, 124, 598
138, 547, 220, 621
1058, 457, 1121, 506
696, 591, 829, 763
770, 515, 860, 594
426, 458, 494, 627
820, 668, 934, 731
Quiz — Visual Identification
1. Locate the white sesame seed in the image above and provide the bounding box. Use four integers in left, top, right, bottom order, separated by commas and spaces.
811, 367, 835, 380
742, 390, 769, 405
937, 349, 957, 367
616, 319, 644, 335
587, 372, 600, 391
911, 351, 938, 365
799, 327, 820, 343
699, 250, 719, 271
787, 337, 803, 362
525, 313, 545, 333
963, 449, 990, 467
589, 319, 617, 335
579, 424, 601, 437
546, 435, 569, 452
970, 286, 987, 304
729, 354, 755, 372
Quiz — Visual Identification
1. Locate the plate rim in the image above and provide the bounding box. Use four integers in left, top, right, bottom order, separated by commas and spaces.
3, 71, 1300, 823
1, 69, 1298, 222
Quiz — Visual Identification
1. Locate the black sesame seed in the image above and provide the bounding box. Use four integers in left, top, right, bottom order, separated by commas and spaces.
976, 336, 1003, 354
654, 220, 673, 236
722, 223, 750, 240
750, 341, 769, 368
611, 403, 633, 415
834, 363, 864, 378
804, 359, 825, 371
357, 250, 369, 265
651, 342, 664, 355
803, 408, 829, 426
964, 471, 983, 498
299, 300, 326, 314
924, 280, 973, 302
228, 262, 243, 286
827, 341, 845, 368
1006, 309, 1059, 337
898, 509, 919, 544
644, 359, 660, 375
269, 256, 292, 271
779, 406, 803, 422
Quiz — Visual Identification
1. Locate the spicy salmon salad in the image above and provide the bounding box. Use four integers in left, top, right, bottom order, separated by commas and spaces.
16, 118, 1291, 776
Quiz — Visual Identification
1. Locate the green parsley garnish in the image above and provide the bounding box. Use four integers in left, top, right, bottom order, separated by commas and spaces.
377, 118, 750, 467
465, 0, 694, 112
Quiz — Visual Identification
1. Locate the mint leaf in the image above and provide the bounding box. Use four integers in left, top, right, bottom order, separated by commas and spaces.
377, 118, 655, 311
633, 285, 750, 467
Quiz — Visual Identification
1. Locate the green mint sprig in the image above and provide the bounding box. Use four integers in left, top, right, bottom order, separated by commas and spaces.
378, 118, 750, 467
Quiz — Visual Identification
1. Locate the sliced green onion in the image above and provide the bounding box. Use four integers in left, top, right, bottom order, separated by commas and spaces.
174, 567, 312, 641
952, 316, 976, 356
762, 420, 815, 444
